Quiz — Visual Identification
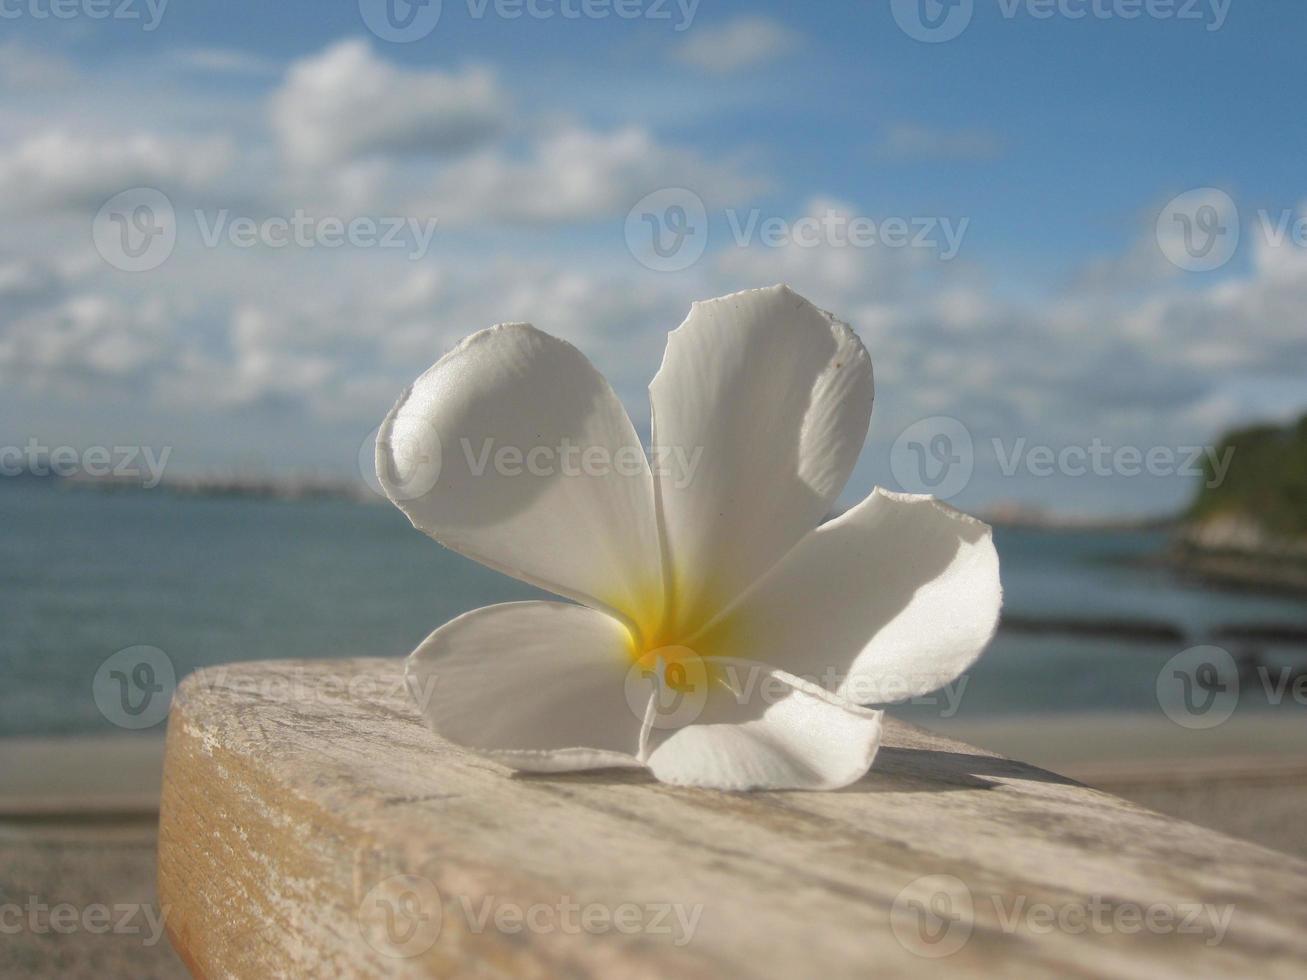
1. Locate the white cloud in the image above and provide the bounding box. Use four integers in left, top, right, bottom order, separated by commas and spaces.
263, 42, 766, 223
0, 258, 62, 308
0, 130, 233, 215
672, 16, 802, 74
703, 195, 1307, 477
270, 40, 508, 168
225, 307, 338, 406
420, 124, 767, 224
715, 198, 947, 303
0, 292, 174, 385
1, 35, 1301, 515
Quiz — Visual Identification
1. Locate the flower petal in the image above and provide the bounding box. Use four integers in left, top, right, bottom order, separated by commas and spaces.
644, 662, 883, 791
649, 285, 874, 638
378, 324, 662, 635
405, 601, 649, 772
692, 488, 1001, 704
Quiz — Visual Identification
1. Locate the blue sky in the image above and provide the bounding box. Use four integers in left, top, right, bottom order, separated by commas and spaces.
1, 0, 1305, 517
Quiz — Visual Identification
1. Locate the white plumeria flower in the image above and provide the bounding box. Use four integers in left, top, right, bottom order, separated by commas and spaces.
378, 285, 1001, 791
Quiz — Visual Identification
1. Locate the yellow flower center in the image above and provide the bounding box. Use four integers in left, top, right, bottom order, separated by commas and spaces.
616, 583, 745, 699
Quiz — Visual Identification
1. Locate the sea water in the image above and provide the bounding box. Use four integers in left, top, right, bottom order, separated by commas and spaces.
2, 482, 1304, 737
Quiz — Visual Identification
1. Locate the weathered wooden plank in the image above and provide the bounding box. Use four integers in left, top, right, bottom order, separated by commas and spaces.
157, 658, 1307, 978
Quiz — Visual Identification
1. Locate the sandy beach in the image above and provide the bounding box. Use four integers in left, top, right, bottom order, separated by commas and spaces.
0, 814, 185, 978
932, 714, 1307, 858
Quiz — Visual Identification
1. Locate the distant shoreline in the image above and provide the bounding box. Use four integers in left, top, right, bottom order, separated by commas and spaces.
999, 613, 1307, 647
6, 473, 1177, 527
3, 471, 379, 504
978, 508, 1175, 533
1150, 546, 1307, 597
10, 474, 1307, 595
1158, 514, 1307, 595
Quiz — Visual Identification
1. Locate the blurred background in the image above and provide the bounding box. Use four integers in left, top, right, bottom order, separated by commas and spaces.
1, 0, 1305, 972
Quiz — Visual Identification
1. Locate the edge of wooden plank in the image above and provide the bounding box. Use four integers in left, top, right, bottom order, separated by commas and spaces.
158, 658, 1307, 979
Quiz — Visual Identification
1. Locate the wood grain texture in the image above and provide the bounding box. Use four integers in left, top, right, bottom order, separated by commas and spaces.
157, 658, 1307, 978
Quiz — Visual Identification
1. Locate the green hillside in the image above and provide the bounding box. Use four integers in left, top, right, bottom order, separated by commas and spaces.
1188, 413, 1307, 540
